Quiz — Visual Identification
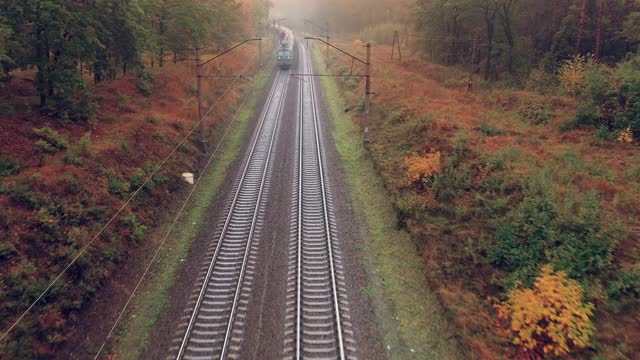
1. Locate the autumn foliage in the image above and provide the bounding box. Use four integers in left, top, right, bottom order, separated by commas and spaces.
404, 151, 441, 185
559, 54, 598, 96
496, 266, 595, 358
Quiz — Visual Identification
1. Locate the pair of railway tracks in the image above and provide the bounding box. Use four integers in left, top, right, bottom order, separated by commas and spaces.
170, 39, 355, 360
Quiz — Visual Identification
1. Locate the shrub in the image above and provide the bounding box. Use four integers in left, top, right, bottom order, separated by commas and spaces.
568, 54, 640, 137
0, 157, 20, 177
108, 177, 130, 198
559, 54, 598, 97
489, 173, 612, 287
562, 103, 600, 131
129, 168, 149, 192
136, 71, 154, 97
404, 151, 441, 186
617, 127, 634, 143
124, 214, 147, 242
33, 127, 69, 153
63, 132, 91, 165
607, 269, 640, 313
145, 115, 159, 125
496, 265, 595, 357
526, 68, 559, 94
594, 126, 614, 141
476, 121, 504, 136
0, 243, 16, 259
54, 90, 97, 122
387, 110, 403, 124
517, 100, 551, 125
7, 183, 50, 210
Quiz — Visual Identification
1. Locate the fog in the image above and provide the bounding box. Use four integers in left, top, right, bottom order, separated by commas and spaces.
269, 0, 412, 35
270, 0, 316, 31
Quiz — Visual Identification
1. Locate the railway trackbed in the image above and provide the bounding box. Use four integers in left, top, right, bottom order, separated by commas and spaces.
283, 39, 357, 360
169, 69, 289, 360
169, 36, 357, 360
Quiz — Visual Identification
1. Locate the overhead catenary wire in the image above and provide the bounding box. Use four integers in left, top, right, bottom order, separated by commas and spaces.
92, 54, 259, 359
0, 51, 261, 345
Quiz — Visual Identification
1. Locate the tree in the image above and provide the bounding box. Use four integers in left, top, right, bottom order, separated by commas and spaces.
498, 0, 517, 73
478, 0, 499, 80
0, 15, 13, 79
577, 0, 589, 53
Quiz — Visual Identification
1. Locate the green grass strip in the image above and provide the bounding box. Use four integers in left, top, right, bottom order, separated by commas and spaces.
110, 61, 274, 359
312, 51, 462, 359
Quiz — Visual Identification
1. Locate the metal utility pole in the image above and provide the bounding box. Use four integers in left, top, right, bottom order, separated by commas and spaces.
468, 34, 478, 92
189, 39, 261, 153
302, 37, 372, 145
391, 31, 402, 62
326, 22, 330, 65
195, 47, 207, 153
364, 43, 372, 144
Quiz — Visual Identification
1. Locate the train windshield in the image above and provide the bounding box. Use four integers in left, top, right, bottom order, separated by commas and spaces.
278, 50, 291, 59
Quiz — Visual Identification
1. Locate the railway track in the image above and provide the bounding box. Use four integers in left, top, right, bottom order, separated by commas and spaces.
169, 35, 357, 360
170, 69, 289, 360
283, 39, 357, 360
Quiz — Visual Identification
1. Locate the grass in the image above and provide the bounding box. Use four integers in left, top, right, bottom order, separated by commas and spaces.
313, 50, 462, 359
108, 60, 274, 359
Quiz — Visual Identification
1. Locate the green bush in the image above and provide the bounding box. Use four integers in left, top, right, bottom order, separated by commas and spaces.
33, 127, 69, 153
145, 115, 159, 125
568, 55, 640, 137
517, 100, 551, 125
594, 126, 614, 141
607, 269, 640, 312
108, 177, 130, 198
561, 103, 600, 131
0, 243, 16, 259
526, 68, 559, 94
136, 71, 154, 97
0, 157, 20, 177
54, 91, 97, 122
124, 214, 147, 242
7, 183, 50, 210
476, 121, 504, 136
488, 173, 612, 288
63, 132, 91, 165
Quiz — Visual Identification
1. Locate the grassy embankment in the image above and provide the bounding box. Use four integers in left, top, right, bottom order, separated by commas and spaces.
312, 48, 463, 359
109, 58, 275, 359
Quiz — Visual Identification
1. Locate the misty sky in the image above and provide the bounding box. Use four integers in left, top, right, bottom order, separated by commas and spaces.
270, 0, 317, 30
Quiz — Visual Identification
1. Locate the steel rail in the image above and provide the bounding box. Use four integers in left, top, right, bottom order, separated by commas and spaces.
295, 37, 346, 360
218, 64, 289, 360
176, 69, 286, 360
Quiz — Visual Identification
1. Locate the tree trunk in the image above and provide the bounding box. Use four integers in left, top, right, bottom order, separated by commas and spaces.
501, 1, 515, 74
576, 0, 588, 54
36, 28, 47, 108
595, 0, 605, 61
484, 10, 496, 81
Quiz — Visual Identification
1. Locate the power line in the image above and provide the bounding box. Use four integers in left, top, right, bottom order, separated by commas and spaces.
0, 52, 262, 345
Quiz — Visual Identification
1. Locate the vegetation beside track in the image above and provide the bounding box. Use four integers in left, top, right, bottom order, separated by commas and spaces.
312, 48, 463, 360
316, 39, 640, 358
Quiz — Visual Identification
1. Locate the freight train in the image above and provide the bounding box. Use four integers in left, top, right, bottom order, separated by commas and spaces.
274, 24, 294, 70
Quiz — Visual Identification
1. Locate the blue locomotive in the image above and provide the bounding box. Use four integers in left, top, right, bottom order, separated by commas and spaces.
275, 25, 294, 70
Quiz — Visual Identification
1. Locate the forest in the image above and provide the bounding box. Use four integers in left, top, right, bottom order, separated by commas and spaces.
0, 0, 266, 119
0, 0, 268, 358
